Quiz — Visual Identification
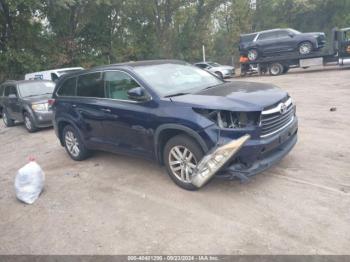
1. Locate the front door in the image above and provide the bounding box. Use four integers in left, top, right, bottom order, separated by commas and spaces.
100, 70, 154, 157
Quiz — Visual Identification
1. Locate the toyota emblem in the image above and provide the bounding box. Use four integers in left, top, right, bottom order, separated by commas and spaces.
280, 103, 287, 114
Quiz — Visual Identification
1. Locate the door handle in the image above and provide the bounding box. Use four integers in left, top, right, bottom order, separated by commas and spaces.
72, 104, 77, 108
100, 108, 111, 113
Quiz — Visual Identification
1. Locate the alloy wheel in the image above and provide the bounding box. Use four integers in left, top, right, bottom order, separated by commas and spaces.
65, 131, 80, 157
24, 116, 32, 130
299, 43, 312, 55
3, 112, 8, 125
168, 145, 197, 183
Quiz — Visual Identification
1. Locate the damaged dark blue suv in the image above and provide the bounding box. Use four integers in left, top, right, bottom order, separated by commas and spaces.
51, 60, 297, 190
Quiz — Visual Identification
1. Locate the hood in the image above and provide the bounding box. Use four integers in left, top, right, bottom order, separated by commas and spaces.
170, 81, 288, 112
302, 32, 325, 37
22, 94, 51, 104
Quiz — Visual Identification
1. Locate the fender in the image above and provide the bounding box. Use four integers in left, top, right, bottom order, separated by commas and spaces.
55, 115, 87, 147
154, 124, 209, 164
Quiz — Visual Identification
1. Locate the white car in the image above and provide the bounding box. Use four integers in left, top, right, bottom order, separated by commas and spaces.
25, 67, 84, 82
194, 62, 235, 78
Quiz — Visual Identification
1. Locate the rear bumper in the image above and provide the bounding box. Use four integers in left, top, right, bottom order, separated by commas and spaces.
216, 118, 298, 180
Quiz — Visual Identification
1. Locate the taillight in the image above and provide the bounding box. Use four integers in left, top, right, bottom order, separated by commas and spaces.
48, 99, 55, 106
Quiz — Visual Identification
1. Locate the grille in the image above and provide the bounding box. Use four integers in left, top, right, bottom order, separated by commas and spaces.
260, 98, 295, 137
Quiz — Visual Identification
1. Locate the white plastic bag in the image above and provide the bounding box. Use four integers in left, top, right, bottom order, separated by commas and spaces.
15, 160, 45, 204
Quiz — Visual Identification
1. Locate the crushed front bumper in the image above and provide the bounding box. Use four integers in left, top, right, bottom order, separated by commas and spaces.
217, 120, 298, 181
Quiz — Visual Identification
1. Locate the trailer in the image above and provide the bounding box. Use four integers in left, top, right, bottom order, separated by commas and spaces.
240, 27, 350, 76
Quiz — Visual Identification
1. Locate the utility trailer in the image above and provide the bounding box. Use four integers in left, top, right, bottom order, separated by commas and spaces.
240, 27, 350, 76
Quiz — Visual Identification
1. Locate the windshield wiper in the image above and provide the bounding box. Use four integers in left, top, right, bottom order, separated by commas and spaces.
164, 92, 190, 98
203, 83, 223, 90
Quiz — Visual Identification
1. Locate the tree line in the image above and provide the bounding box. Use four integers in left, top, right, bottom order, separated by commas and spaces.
0, 0, 349, 81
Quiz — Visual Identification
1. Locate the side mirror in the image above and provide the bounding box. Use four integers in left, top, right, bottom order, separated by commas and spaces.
8, 94, 17, 99
127, 87, 149, 101
288, 33, 295, 38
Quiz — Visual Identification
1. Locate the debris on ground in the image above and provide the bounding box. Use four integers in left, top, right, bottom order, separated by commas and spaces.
330, 107, 337, 111
14, 158, 45, 204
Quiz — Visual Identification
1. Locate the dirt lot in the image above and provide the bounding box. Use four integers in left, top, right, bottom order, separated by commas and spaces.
0, 67, 349, 255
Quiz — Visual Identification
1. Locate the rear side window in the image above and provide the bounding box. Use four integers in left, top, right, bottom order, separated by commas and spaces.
77, 72, 104, 98
240, 34, 257, 43
57, 77, 77, 96
4, 86, 17, 97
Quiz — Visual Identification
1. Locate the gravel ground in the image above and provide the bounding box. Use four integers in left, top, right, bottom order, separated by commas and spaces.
0, 67, 349, 255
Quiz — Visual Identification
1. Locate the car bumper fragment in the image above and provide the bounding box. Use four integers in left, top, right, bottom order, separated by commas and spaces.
191, 134, 251, 188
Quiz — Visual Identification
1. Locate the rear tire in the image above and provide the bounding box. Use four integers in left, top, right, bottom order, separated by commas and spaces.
62, 125, 90, 161
2, 110, 15, 127
269, 63, 283, 76
23, 112, 38, 133
163, 135, 204, 190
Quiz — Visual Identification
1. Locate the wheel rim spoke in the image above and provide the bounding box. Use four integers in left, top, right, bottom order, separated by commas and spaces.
169, 145, 198, 184
65, 131, 80, 157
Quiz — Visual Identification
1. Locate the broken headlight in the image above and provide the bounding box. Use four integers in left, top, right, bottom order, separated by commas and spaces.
194, 108, 259, 128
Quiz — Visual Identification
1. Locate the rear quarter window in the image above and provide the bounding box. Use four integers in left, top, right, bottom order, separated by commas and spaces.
57, 77, 77, 96
240, 34, 257, 43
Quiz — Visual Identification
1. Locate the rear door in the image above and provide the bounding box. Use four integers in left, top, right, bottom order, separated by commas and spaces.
74, 72, 107, 145
56, 74, 106, 148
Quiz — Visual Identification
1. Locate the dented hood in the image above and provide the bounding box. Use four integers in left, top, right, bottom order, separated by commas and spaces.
169, 81, 288, 111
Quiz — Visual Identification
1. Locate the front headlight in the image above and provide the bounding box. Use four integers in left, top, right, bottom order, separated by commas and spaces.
193, 108, 259, 128
32, 103, 49, 112
191, 134, 250, 188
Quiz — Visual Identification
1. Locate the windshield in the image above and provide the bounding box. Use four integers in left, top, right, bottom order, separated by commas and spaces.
57, 69, 83, 76
133, 63, 223, 97
18, 81, 55, 98
288, 28, 301, 34
208, 62, 221, 67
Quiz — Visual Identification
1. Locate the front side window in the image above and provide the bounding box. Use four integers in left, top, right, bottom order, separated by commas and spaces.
278, 30, 290, 38
57, 77, 77, 96
104, 71, 140, 100
258, 32, 277, 40
77, 72, 104, 98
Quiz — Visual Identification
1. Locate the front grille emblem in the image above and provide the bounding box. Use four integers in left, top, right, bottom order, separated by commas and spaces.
280, 103, 287, 114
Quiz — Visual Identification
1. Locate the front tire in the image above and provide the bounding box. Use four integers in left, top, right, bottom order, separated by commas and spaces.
23, 112, 38, 133
2, 110, 15, 127
163, 135, 204, 190
298, 41, 313, 55
215, 71, 223, 79
62, 125, 90, 161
